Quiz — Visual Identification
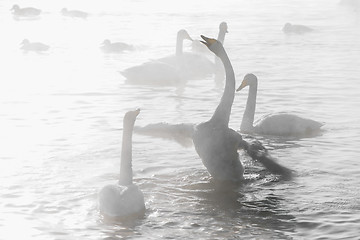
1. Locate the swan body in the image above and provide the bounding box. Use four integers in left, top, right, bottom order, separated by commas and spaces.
237, 73, 323, 137
156, 29, 215, 79
121, 61, 180, 85
11, 4, 41, 17
121, 29, 192, 85
282, 23, 313, 34
157, 52, 215, 79
101, 39, 134, 53
193, 36, 245, 183
61, 8, 88, 19
20, 39, 49, 52
99, 184, 145, 219
99, 109, 145, 219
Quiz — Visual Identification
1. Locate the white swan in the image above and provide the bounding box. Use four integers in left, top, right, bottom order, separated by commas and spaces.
100, 39, 134, 53
192, 36, 291, 182
10, 4, 41, 17
135, 38, 292, 181
282, 23, 313, 34
192, 36, 245, 182
121, 29, 192, 85
61, 8, 88, 19
237, 73, 323, 137
99, 109, 145, 219
157, 31, 215, 79
20, 39, 50, 52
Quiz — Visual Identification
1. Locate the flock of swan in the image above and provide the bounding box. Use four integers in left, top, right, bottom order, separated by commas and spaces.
101, 36, 322, 219
11, 4, 88, 19
11, 4, 324, 220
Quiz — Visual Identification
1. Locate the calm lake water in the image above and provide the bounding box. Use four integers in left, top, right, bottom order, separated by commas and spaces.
1, 0, 360, 239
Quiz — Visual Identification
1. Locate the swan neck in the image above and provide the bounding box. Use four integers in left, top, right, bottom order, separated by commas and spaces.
176, 34, 184, 57
210, 47, 235, 126
217, 30, 226, 45
214, 30, 227, 73
119, 120, 135, 185
241, 82, 257, 132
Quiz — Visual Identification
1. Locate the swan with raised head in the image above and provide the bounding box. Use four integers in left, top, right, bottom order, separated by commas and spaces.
121, 29, 192, 85
99, 109, 145, 219
61, 8, 88, 19
237, 73, 323, 137
101, 39, 134, 53
282, 23, 313, 34
20, 39, 49, 52
193, 36, 291, 182
10, 4, 41, 17
193, 36, 245, 182
135, 37, 292, 182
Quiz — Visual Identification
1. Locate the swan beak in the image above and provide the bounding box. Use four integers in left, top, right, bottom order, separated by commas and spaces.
236, 80, 247, 91
200, 35, 216, 47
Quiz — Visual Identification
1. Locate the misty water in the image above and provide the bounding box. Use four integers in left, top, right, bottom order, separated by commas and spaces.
1, 0, 360, 239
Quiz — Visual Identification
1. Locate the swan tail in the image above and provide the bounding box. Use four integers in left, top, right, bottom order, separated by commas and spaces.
134, 122, 195, 148
242, 140, 292, 179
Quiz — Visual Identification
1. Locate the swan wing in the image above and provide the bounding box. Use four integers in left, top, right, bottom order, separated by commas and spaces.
135, 122, 195, 147
242, 138, 292, 179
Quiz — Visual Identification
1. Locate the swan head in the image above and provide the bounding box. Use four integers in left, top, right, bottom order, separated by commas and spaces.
21, 39, 30, 45
178, 29, 193, 41
102, 39, 111, 45
124, 109, 140, 126
200, 35, 223, 55
283, 23, 292, 32
219, 22, 228, 33
11, 4, 19, 11
236, 73, 258, 91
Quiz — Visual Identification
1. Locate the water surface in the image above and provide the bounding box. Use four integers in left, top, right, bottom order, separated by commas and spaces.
1, 0, 360, 239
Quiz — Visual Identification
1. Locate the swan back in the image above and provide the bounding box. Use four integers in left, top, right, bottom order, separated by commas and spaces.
99, 184, 145, 219
61, 8, 88, 18
255, 113, 323, 137
121, 61, 180, 85
122, 29, 191, 84
11, 5, 41, 17
101, 39, 134, 53
282, 22, 313, 34
20, 39, 50, 52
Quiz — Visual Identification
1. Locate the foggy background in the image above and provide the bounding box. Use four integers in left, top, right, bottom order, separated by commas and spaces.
0, 0, 359, 239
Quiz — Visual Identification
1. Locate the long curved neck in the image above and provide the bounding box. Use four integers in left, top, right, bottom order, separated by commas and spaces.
176, 34, 184, 57
119, 120, 135, 185
217, 29, 226, 45
241, 82, 257, 132
210, 46, 235, 126
214, 29, 227, 80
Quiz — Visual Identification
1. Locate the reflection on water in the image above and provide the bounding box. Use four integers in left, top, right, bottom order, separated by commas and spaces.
1, 0, 360, 239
